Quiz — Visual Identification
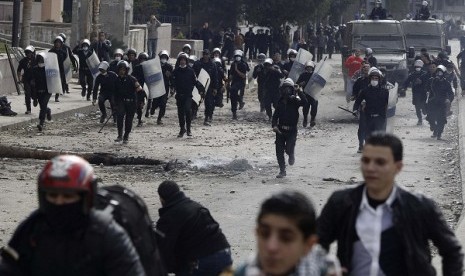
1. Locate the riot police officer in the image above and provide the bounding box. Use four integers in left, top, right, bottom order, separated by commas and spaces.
402, 60, 429, 125
126, 48, 138, 75
353, 67, 389, 137
113, 61, 144, 144
58, 33, 78, 94
30, 54, 52, 132
228, 50, 249, 119
73, 39, 94, 101
17, 45, 36, 114
252, 53, 267, 112
272, 78, 307, 178
131, 52, 149, 127
145, 50, 173, 125
244, 27, 256, 60
351, 62, 371, 152
282, 49, 297, 77
369, 0, 387, 20
49, 36, 68, 102
193, 49, 218, 126
296, 61, 318, 127
93, 61, 117, 124
109, 49, 124, 73
426, 65, 454, 140
263, 58, 284, 121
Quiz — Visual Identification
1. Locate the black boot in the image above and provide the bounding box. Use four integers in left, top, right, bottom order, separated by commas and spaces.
288, 154, 295, 166
123, 133, 129, 144
137, 120, 143, 127
55, 94, 59, 102
276, 170, 286, 178
303, 118, 308, 127
232, 112, 238, 120
46, 108, 52, 121
177, 129, 186, 138
310, 118, 316, 127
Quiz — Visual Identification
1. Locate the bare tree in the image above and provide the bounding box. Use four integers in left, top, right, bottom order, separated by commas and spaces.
20, 0, 32, 48
91, 0, 101, 42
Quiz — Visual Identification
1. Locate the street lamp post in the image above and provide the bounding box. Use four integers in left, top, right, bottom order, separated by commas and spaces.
189, 0, 192, 38
11, 0, 20, 46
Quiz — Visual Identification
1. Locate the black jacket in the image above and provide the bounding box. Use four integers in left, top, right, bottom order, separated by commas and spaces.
92, 41, 111, 62
48, 47, 67, 75
296, 71, 313, 88
193, 59, 218, 90
353, 84, 389, 117
0, 210, 145, 276
369, 7, 387, 20
318, 184, 463, 276
272, 87, 307, 128
156, 192, 230, 273
172, 66, 198, 98
161, 62, 174, 92
429, 77, 454, 106
352, 76, 370, 99
92, 71, 118, 100
72, 47, 94, 71
253, 64, 266, 87
17, 57, 35, 83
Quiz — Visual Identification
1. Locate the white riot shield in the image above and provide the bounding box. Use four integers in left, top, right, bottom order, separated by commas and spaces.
304, 57, 331, 100
288, 48, 313, 82
386, 82, 398, 133
63, 55, 72, 82
192, 68, 210, 106
41, 52, 62, 95
86, 52, 100, 79
73, 54, 79, 70
142, 56, 166, 99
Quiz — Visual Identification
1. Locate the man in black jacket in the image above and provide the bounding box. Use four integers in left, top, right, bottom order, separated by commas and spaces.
317, 132, 463, 275
92, 61, 117, 124
296, 60, 317, 127
49, 36, 68, 102
0, 155, 145, 276
193, 49, 218, 126
17, 45, 35, 114
73, 39, 94, 101
272, 78, 307, 178
401, 59, 429, 126
155, 180, 232, 275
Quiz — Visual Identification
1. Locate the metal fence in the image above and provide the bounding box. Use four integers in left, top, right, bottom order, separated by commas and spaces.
133, 14, 186, 25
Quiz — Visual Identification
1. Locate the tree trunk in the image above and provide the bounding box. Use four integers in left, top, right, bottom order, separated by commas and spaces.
91, 0, 100, 41
0, 144, 163, 166
20, 0, 32, 48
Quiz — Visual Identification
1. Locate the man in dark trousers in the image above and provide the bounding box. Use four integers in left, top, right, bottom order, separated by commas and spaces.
58, 33, 78, 94
113, 60, 144, 144
228, 50, 248, 120
244, 27, 256, 60
193, 49, 218, 126
17, 45, 35, 114
200, 22, 213, 51
172, 53, 203, 137
155, 180, 232, 275
131, 52, 149, 127
402, 59, 429, 126
352, 62, 372, 153
353, 67, 389, 138
263, 58, 284, 121
73, 39, 94, 101
296, 60, 318, 127
252, 53, 267, 112
92, 61, 117, 124
49, 36, 68, 102
30, 54, 52, 132
92, 31, 112, 62
317, 132, 463, 275
426, 65, 454, 140
0, 155, 146, 276
272, 78, 307, 178
146, 50, 173, 125
456, 47, 465, 95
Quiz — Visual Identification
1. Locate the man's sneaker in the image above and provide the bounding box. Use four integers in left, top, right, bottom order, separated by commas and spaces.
288, 154, 295, 166
123, 139, 129, 144
239, 102, 245, 110
431, 131, 437, 138
55, 96, 59, 102
186, 130, 192, 136
25, 110, 31, 115
157, 119, 163, 125
177, 129, 186, 138
357, 146, 363, 153
37, 124, 43, 132
81, 90, 86, 97
310, 120, 316, 127
114, 136, 123, 142
46, 109, 52, 121
276, 171, 286, 178
137, 120, 143, 127
100, 115, 106, 124
232, 113, 238, 120
437, 135, 442, 140
203, 120, 211, 126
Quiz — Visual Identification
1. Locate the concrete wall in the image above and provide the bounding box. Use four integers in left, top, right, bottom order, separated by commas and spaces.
0, 22, 71, 46
0, 2, 42, 22
171, 39, 204, 57
41, 0, 64, 22
126, 23, 172, 56
0, 56, 19, 96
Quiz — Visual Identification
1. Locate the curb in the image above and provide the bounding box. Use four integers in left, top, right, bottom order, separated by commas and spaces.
0, 104, 97, 131
456, 96, 465, 251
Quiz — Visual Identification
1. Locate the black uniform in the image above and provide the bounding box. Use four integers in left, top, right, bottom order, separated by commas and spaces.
282, 60, 294, 77
92, 71, 118, 121
109, 59, 121, 74
30, 65, 52, 129
272, 86, 307, 176
416, 6, 431, 20
253, 63, 266, 111
352, 75, 371, 150
73, 46, 94, 100
369, 7, 387, 20
221, 31, 235, 63
131, 63, 148, 125
366, 55, 378, 67
92, 40, 111, 62
193, 59, 218, 123
228, 60, 249, 118
244, 30, 256, 59
426, 76, 454, 139
172, 66, 198, 135
263, 65, 284, 119
146, 62, 173, 123
402, 69, 430, 123
214, 59, 226, 108
296, 71, 319, 127
0, 210, 145, 276
48, 47, 68, 101
156, 191, 231, 274
17, 56, 35, 113
457, 50, 465, 93
353, 83, 389, 138
114, 75, 141, 141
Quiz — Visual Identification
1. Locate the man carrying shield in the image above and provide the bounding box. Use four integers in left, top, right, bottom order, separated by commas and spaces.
296, 61, 317, 127
30, 54, 52, 132
49, 36, 68, 102
92, 61, 117, 124
73, 39, 94, 101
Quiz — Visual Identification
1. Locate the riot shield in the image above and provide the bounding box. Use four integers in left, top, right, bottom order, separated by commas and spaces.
142, 56, 166, 99
288, 48, 313, 82
304, 57, 331, 100
63, 55, 72, 82
192, 68, 210, 106
386, 82, 398, 133
86, 52, 100, 79
40, 52, 62, 95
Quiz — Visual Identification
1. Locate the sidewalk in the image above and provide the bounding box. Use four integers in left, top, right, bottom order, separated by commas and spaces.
0, 80, 97, 130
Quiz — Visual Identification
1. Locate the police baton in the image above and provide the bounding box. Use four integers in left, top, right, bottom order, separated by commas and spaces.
98, 112, 113, 133
338, 106, 357, 117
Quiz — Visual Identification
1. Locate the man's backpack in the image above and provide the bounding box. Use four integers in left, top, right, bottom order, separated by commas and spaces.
95, 185, 166, 276
0, 96, 17, 116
